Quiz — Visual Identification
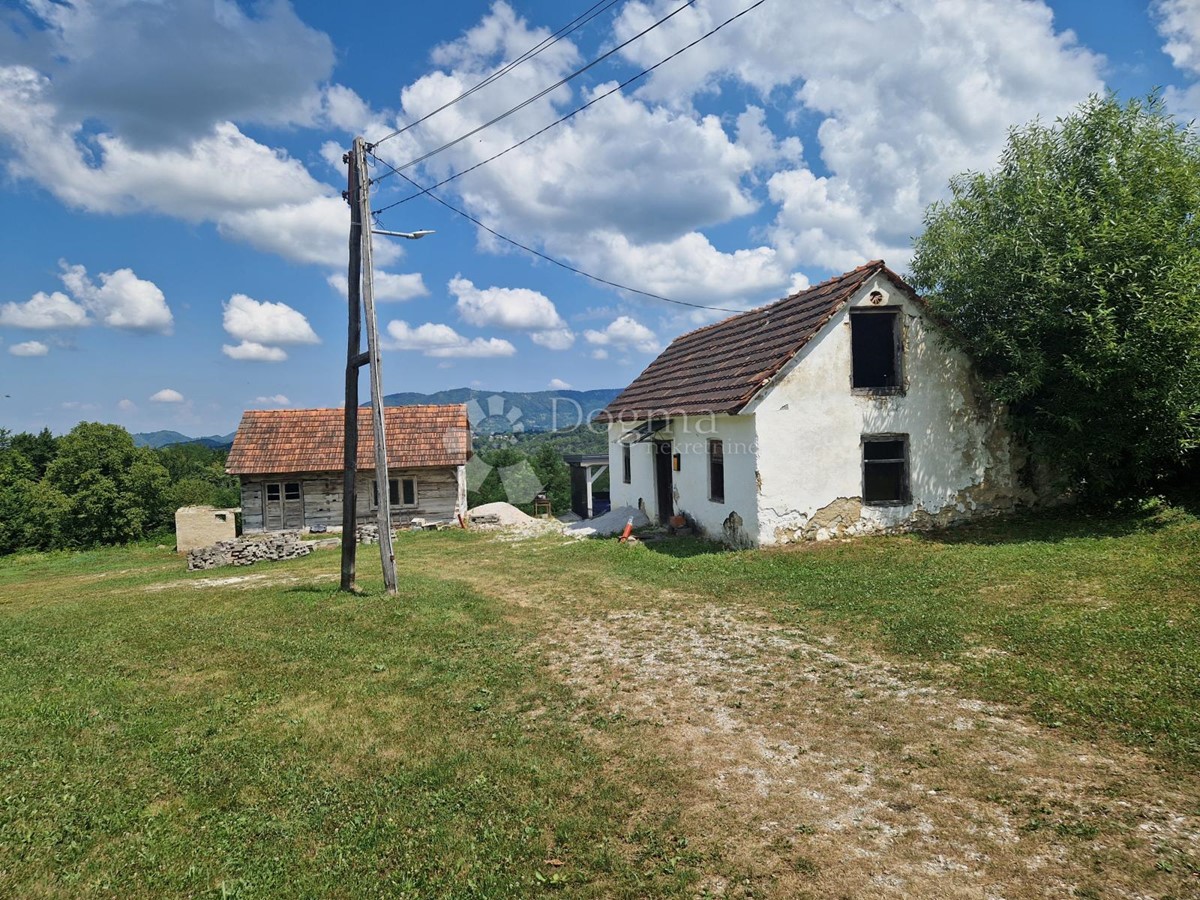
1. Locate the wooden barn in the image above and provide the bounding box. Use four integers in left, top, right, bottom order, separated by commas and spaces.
226, 406, 470, 533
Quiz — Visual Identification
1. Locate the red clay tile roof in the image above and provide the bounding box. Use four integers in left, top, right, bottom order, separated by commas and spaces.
602, 261, 918, 419
226, 405, 470, 475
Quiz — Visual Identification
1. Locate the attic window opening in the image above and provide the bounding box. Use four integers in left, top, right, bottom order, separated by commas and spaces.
862, 435, 909, 505
851, 308, 902, 391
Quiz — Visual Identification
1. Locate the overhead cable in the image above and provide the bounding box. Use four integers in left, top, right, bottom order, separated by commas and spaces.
367, 152, 746, 313
369, 0, 698, 182
371, 0, 769, 217
369, 0, 626, 149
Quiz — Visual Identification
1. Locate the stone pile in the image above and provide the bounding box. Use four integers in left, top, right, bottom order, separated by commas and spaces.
356, 523, 383, 544
187, 531, 313, 571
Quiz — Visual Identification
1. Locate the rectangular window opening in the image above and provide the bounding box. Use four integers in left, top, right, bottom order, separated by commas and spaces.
851, 309, 901, 390
862, 435, 909, 505
622, 444, 631, 484
401, 478, 416, 506
709, 439, 725, 503
266, 484, 280, 501
284, 482, 301, 501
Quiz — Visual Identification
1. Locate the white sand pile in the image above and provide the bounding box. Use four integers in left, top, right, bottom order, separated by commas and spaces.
467, 502, 537, 529
565, 505, 650, 539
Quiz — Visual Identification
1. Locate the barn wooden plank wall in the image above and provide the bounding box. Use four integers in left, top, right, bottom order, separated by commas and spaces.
240, 467, 462, 533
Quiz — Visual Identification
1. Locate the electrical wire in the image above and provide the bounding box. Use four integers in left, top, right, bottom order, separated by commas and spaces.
367, 152, 745, 313
369, 0, 626, 149
369, 0, 698, 182
371, 0, 768, 217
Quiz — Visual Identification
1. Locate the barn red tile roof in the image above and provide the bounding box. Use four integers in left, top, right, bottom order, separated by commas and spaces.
601, 261, 918, 419
226, 405, 470, 475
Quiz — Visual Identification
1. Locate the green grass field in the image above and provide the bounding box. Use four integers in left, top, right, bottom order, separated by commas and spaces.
1, 500, 1197, 897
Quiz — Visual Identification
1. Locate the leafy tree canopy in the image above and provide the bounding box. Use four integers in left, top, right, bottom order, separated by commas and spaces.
910, 93, 1200, 494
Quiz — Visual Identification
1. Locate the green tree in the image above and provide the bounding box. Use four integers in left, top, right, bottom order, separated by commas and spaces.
9, 427, 58, 478
910, 93, 1200, 494
0, 451, 67, 553
530, 443, 571, 515
45, 423, 170, 547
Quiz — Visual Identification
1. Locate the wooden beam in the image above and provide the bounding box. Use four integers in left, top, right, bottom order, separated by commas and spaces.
340, 147, 362, 593
354, 136, 398, 595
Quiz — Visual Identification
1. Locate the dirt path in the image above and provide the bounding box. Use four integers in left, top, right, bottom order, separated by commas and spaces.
538, 604, 1200, 898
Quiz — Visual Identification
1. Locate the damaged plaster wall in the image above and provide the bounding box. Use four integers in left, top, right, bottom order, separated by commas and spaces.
749, 273, 1030, 545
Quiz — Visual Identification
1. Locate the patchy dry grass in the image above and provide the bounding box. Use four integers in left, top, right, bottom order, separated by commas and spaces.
1, 502, 1198, 897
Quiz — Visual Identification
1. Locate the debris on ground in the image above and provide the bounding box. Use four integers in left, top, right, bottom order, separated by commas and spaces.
564, 505, 650, 539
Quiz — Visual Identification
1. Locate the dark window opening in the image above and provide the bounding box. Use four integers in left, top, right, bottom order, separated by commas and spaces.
851, 309, 901, 389
709, 439, 725, 503
622, 444, 631, 484
266, 484, 280, 501
284, 482, 301, 501
400, 478, 416, 506
863, 436, 909, 504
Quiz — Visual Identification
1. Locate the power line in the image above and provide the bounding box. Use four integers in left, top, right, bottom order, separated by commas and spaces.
371, 0, 769, 217
369, 0, 697, 182
369, 0, 626, 149
367, 152, 745, 313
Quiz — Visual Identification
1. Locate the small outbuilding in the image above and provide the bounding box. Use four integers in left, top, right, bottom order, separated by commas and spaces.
174, 505, 237, 552
601, 261, 1034, 547
226, 405, 470, 533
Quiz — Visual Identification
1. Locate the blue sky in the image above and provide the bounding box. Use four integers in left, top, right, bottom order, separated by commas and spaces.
0, 0, 1197, 436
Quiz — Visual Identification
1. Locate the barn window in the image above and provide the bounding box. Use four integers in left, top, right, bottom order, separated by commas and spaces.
373, 477, 418, 507
622, 444, 631, 484
400, 478, 417, 506
709, 439, 725, 503
284, 482, 301, 501
266, 484, 280, 501
862, 435, 909, 505
850, 308, 902, 390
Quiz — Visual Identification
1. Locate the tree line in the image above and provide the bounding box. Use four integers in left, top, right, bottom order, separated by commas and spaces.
0, 423, 239, 554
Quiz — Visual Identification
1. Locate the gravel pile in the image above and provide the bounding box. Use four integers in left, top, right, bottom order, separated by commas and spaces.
467, 502, 537, 529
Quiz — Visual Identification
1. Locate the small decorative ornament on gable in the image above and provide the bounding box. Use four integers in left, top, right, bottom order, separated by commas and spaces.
869, 290, 885, 305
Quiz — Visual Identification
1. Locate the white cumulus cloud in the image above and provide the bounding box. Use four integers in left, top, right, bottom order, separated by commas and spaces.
150, 388, 184, 403
117, 398, 136, 412
0, 291, 89, 329
548, 378, 572, 390
9, 340, 49, 357
450, 276, 573, 349
222, 341, 289, 362
584, 316, 660, 354
385, 320, 516, 358
223, 294, 318, 346
59, 262, 173, 333
255, 394, 291, 405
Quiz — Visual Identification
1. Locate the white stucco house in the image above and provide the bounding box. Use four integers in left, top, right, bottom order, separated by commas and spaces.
600, 260, 1033, 547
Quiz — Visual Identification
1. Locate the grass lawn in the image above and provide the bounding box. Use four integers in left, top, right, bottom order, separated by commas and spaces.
1, 499, 1198, 897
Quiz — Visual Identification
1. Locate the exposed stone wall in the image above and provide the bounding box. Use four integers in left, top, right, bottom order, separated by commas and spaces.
187, 531, 312, 571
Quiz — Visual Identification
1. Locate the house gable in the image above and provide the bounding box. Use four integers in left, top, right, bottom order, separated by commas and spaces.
601, 261, 920, 421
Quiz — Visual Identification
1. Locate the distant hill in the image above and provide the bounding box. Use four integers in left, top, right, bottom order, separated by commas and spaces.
382, 387, 620, 433
132, 430, 236, 450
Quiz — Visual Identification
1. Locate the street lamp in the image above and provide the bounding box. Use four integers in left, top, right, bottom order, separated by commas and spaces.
371, 229, 435, 240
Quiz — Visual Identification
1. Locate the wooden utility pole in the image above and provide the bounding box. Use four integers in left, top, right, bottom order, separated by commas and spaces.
339, 145, 363, 592
353, 137, 399, 595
